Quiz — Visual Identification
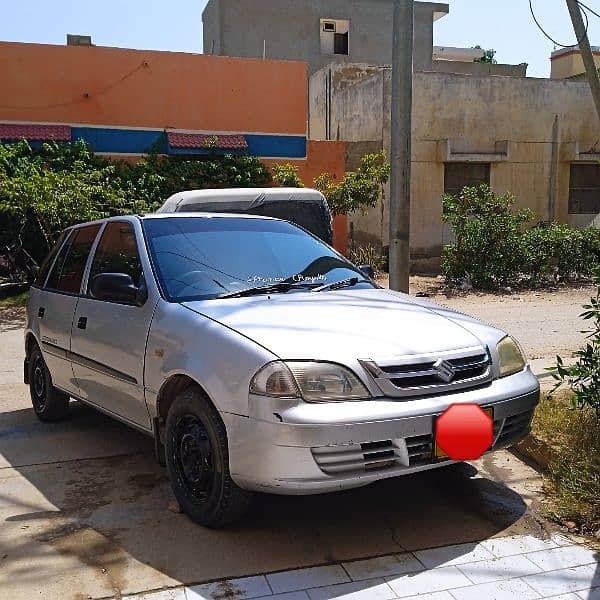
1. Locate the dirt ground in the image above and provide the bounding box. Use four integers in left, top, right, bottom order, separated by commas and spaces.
373, 276, 595, 366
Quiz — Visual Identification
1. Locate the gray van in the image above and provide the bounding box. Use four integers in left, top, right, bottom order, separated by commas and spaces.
158, 188, 334, 245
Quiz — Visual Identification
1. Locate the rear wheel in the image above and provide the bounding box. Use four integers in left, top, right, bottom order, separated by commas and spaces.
165, 387, 252, 528
28, 346, 70, 422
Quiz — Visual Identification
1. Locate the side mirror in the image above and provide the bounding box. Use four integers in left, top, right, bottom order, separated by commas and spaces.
358, 265, 375, 279
90, 273, 147, 306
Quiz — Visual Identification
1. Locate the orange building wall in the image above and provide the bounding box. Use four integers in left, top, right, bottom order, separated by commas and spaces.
0, 41, 349, 252
0, 41, 307, 135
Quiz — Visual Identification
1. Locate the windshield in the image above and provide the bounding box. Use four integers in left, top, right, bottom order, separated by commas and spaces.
143, 216, 372, 301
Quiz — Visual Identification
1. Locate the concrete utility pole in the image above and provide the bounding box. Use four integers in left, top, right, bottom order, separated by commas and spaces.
566, 0, 600, 123
389, 0, 414, 293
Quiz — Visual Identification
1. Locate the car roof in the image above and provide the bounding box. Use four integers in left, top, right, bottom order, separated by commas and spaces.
139, 212, 278, 221
158, 187, 327, 214
65, 212, 279, 234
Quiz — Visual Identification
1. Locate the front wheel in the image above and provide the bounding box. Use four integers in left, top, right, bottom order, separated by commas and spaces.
165, 387, 252, 528
28, 346, 70, 422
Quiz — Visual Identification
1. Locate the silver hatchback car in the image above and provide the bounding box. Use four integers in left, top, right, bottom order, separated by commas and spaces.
25, 213, 540, 527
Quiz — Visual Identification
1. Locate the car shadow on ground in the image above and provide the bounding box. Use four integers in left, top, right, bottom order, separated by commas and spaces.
0, 401, 562, 598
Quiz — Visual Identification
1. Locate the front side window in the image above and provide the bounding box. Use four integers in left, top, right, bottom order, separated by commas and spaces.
143, 217, 369, 301
46, 225, 101, 294
88, 222, 143, 294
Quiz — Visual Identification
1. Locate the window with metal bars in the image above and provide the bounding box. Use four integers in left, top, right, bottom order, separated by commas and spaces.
569, 163, 600, 214
444, 163, 491, 197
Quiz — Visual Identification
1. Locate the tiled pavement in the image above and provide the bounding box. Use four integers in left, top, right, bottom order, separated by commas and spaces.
120, 533, 599, 600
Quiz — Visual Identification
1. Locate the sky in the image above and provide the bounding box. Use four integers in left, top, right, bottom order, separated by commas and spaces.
1, 1, 600, 78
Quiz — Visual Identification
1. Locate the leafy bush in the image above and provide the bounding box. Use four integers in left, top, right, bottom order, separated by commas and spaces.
0, 141, 133, 260
271, 163, 304, 188
552, 268, 600, 418
442, 185, 600, 290
522, 223, 600, 287
315, 151, 390, 216
0, 140, 272, 261
442, 185, 533, 289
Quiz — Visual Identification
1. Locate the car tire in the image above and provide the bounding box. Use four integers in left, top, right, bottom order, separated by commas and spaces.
165, 387, 252, 528
28, 345, 70, 422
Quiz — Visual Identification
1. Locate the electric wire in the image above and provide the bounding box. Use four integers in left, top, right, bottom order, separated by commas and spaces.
529, 0, 590, 48
577, 0, 600, 20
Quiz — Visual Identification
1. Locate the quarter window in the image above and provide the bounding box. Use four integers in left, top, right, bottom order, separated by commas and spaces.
88, 221, 143, 294
569, 164, 600, 214
444, 163, 491, 197
46, 225, 100, 294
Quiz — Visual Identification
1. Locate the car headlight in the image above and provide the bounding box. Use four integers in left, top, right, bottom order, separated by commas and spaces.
250, 361, 371, 402
497, 336, 526, 378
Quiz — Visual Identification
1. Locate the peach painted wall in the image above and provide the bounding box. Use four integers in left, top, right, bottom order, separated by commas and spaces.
0, 41, 307, 135
264, 140, 349, 255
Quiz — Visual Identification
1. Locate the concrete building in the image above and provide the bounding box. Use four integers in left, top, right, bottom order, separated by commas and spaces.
202, 0, 527, 77
310, 63, 600, 268
551, 46, 600, 79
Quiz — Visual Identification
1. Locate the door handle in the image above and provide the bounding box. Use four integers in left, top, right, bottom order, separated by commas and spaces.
77, 316, 88, 330
38, 307, 45, 318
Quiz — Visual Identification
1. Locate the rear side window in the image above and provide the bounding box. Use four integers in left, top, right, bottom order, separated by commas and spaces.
34, 230, 70, 288
88, 222, 143, 291
46, 225, 101, 294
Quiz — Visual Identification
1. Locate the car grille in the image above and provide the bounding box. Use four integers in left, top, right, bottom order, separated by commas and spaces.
312, 440, 403, 475
311, 409, 535, 476
359, 346, 493, 399
494, 408, 535, 447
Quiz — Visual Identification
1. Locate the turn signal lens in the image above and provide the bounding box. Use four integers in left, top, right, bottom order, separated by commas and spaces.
250, 361, 300, 398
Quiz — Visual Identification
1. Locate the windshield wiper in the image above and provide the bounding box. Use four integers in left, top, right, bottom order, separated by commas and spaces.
313, 277, 370, 293
217, 282, 317, 299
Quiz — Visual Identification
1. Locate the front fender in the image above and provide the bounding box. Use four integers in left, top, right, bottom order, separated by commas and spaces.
144, 300, 276, 418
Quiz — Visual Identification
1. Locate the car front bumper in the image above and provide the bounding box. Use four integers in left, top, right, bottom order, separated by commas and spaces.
222, 368, 540, 495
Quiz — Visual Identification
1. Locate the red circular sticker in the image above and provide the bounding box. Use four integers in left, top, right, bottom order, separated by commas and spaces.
436, 404, 493, 461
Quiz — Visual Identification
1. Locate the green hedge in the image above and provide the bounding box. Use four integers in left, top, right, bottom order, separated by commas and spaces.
442, 185, 600, 290
0, 140, 271, 261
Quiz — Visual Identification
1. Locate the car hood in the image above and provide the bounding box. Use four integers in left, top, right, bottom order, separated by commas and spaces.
182, 288, 504, 361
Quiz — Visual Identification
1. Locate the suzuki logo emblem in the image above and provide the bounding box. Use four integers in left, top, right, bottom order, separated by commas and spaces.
434, 359, 456, 383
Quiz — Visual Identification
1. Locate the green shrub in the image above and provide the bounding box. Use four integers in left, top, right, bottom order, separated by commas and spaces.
0, 141, 272, 261
443, 185, 600, 290
552, 268, 600, 418
522, 223, 600, 287
271, 163, 304, 188
442, 185, 533, 289
315, 151, 390, 216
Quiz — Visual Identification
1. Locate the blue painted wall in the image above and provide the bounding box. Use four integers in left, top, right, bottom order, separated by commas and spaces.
66, 127, 306, 158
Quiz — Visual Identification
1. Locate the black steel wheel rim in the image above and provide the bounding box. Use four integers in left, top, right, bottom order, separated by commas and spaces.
32, 356, 47, 411
173, 415, 216, 502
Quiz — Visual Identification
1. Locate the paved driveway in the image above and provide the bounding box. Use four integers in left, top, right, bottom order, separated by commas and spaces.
0, 318, 597, 600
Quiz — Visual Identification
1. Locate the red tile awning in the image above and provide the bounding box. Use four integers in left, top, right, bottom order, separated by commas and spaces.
167, 132, 248, 150
0, 124, 72, 142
